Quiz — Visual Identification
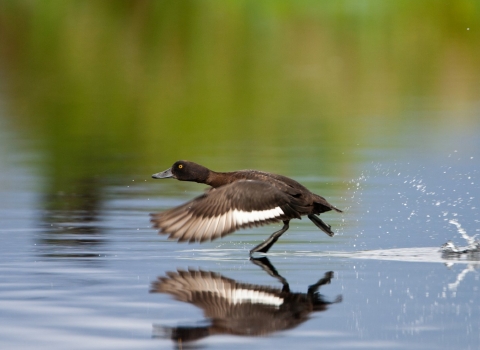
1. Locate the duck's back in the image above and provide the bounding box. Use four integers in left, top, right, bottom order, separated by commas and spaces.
226, 170, 309, 196
206, 169, 340, 215
234, 170, 341, 214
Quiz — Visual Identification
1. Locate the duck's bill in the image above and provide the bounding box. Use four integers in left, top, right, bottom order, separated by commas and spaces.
152, 168, 174, 179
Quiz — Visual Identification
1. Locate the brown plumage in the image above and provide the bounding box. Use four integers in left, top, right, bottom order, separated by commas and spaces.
151, 160, 342, 254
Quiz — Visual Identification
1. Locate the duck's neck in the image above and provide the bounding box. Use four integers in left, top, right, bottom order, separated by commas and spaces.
205, 171, 233, 188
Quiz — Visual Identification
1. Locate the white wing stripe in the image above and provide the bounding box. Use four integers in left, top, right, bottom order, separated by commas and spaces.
217, 288, 283, 306
232, 207, 284, 226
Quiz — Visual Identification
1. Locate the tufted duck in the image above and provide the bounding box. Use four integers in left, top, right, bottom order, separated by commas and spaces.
151, 160, 342, 255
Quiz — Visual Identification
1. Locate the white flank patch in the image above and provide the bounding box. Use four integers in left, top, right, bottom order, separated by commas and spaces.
232, 206, 284, 226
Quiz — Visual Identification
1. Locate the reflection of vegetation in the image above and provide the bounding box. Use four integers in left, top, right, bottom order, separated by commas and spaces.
0, 2, 479, 228
37, 176, 106, 260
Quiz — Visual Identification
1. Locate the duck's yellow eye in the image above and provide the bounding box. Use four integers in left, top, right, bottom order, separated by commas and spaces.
178, 164, 183, 169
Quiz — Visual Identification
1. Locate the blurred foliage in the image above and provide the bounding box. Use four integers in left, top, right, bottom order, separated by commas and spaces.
0, 0, 479, 201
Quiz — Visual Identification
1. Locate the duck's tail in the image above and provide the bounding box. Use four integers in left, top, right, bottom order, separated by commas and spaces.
313, 195, 343, 213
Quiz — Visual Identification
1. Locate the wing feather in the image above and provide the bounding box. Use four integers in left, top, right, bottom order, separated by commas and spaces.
151, 180, 299, 242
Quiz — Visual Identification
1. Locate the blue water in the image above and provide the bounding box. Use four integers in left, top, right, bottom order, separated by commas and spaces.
1, 114, 480, 349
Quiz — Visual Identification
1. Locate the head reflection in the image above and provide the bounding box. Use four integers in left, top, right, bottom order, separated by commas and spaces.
151, 257, 342, 345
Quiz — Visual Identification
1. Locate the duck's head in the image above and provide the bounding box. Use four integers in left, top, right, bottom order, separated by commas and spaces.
152, 160, 210, 183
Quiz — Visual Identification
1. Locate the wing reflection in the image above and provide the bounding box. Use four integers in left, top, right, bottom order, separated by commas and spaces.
151, 257, 342, 345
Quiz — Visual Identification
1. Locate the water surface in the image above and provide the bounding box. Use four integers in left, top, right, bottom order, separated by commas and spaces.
1, 2, 479, 349
1, 116, 479, 349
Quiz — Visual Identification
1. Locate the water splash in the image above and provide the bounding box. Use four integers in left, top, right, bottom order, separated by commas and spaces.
440, 219, 480, 254
447, 264, 476, 292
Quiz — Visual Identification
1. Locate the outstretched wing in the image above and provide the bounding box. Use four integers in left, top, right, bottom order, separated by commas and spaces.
151, 180, 303, 242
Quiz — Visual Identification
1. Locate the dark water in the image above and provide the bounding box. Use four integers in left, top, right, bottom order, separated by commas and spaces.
1, 2, 480, 349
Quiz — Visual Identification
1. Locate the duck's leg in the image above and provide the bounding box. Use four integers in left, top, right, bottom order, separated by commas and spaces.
307, 271, 333, 294
307, 271, 343, 304
250, 256, 290, 292
308, 214, 334, 237
249, 220, 290, 255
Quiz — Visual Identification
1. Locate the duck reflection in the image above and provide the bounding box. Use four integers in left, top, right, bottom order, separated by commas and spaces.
151, 257, 342, 345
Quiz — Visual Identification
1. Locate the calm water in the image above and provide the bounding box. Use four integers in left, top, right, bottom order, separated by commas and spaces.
1, 2, 480, 349
1, 113, 479, 349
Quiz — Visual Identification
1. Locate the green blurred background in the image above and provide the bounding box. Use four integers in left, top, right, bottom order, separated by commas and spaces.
0, 0, 479, 211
